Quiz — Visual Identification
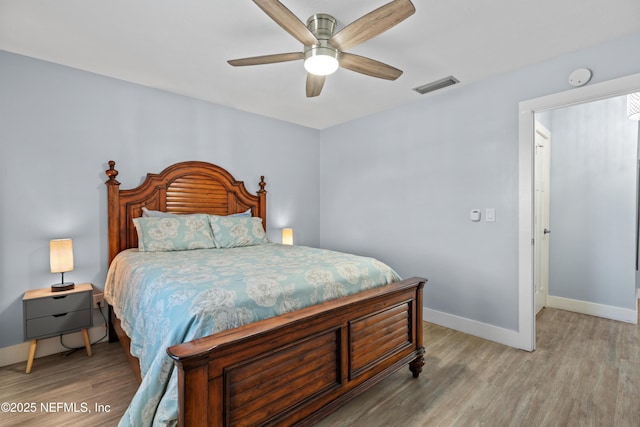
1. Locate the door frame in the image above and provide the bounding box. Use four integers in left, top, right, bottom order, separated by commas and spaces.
534, 121, 550, 316
517, 72, 640, 351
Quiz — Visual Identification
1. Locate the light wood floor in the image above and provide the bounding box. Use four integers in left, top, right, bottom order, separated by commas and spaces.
1, 307, 638, 426
0, 341, 138, 426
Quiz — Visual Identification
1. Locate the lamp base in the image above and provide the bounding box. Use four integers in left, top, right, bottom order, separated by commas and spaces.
51, 282, 75, 292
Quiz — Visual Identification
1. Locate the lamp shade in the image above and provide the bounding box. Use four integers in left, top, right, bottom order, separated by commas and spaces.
628, 92, 640, 120
282, 228, 294, 245
50, 239, 74, 273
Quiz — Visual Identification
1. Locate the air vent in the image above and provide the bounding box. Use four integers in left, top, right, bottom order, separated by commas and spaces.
413, 76, 459, 95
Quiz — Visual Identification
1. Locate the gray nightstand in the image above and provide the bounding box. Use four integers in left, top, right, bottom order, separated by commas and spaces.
23, 283, 93, 373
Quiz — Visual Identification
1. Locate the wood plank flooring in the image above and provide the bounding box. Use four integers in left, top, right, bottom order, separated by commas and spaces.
1, 307, 638, 426
318, 307, 640, 427
0, 342, 137, 426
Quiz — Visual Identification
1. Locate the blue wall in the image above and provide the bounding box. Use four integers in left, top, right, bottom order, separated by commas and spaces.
0, 51, 320, 348
319, 32, 640, 332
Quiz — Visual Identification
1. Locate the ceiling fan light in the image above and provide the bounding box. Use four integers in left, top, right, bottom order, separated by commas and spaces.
304, 46, 339, 76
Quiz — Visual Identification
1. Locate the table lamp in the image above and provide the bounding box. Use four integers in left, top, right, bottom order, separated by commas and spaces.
282, 228, 293, 245
50, 238, 75, 292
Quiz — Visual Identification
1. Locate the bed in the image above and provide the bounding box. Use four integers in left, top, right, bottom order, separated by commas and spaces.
104, 160, 426, 426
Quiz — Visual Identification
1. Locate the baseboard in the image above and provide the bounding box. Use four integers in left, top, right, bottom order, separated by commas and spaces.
547, 295, 638, 324
0, 325, 108, 368
424, 308, 524, 350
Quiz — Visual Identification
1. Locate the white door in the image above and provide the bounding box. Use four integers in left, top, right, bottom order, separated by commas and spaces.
534, 122, 551, 315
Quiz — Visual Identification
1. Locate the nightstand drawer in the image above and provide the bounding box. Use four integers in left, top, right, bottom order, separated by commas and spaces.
25, 309, 92, 340
24, 292, 91, 319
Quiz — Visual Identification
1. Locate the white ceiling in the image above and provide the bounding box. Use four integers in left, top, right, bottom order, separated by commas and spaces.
1, 0, 640, 129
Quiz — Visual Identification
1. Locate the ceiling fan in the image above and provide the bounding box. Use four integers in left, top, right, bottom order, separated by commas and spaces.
228, 0, 416, 97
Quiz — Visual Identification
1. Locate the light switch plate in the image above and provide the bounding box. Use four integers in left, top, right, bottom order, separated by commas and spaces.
486, 208, 495, 222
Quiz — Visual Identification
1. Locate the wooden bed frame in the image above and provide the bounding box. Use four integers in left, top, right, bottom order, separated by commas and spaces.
105, 160, 426, 426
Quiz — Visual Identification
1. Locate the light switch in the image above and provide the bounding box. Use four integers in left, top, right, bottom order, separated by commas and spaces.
486, 208, 495, 222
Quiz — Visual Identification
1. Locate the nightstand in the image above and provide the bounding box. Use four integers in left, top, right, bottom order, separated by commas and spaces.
23, 283, 93, 373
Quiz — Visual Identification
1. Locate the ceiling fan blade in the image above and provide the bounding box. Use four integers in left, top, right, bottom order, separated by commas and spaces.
228, 52, 304, 66
339, 53, 403, 80
329, 0, 415, 51
253, 0, 319, 46
306, 73, 325, 97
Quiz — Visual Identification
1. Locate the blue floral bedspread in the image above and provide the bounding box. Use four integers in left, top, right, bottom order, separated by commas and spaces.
104, 243, 400, 426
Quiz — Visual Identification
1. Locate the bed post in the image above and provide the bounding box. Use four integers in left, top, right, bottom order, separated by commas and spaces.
105, 161, 121, 345
409, 280, 426, 378
173, 354, 211, 427
105, 160, 121, 265
258, 175, 267, 230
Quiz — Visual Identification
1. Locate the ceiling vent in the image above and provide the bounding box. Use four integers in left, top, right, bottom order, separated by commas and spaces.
413, 75, 459, 95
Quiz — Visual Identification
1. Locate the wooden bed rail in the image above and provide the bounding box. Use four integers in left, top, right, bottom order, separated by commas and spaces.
168, 277, 426, 427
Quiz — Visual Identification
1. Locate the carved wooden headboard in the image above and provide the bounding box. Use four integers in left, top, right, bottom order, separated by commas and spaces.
105, 160, 267, 264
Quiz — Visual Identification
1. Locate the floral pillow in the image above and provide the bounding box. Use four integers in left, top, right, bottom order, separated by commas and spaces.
209, 215, 269, 248
133, 214, 216, 251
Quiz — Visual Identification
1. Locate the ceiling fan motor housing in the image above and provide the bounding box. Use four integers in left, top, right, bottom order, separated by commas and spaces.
304, 14, 339, 75
306, 13, 336, 40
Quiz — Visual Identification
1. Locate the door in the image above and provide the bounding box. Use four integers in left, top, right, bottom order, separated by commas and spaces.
534, 121, 551, 315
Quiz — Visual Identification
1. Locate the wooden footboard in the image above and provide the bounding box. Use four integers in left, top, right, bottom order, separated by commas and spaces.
168, 277, 425, 427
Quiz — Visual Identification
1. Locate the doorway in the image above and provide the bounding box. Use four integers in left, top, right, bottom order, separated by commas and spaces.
533, 97, 638, 324
517, 72, 640, 351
